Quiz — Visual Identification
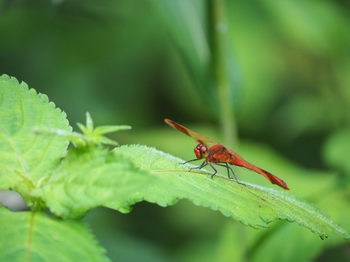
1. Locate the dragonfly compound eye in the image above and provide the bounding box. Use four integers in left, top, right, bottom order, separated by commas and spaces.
194, 144, 208, 159
200, 145, 207, 153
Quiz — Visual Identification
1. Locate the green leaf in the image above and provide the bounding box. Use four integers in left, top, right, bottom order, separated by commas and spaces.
35, 112, 131, 148
0, 207, 110, 262
154, 1, 219, 112
76, 112, 131, 146
0, 74, 71, 188
36, 112, 131, 147
34, 147, 153, 219
111, 145, 350, 240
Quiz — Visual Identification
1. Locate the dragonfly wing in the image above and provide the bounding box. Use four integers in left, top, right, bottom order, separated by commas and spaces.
164, 119, 218, 146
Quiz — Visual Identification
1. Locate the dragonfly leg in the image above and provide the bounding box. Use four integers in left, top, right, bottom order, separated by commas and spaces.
184, 161, 216, 179
208, 163, 218, 178
214, 163, 236, 180
215, 163, 245, 186
188, 161, 207, 172
182, 158, 201, 165
184, 160, 240, 183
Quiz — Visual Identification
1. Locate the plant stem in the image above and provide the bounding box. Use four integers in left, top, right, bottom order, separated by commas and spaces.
208, 0, 238, 148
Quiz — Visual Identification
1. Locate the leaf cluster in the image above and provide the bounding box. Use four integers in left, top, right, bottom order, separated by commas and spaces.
0, 75, 349, 261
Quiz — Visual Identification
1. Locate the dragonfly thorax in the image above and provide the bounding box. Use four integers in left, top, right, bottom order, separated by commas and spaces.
194, 144, 208, 159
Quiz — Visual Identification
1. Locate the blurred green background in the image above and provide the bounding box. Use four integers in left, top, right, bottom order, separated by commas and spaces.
1, 0, 350, 261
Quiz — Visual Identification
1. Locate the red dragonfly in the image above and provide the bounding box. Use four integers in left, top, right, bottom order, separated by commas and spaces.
165, 119, 289, 190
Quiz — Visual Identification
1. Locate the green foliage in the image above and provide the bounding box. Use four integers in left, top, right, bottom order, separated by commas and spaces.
0, 207, 109, 262
113, 145, 349, 240
1, 0, 350, 260
0, 75, 70, 206
35, 112, 131, 147
0, 75, 349, 261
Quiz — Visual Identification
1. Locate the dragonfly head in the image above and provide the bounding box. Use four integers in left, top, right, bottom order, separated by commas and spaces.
194, 144, 208, 159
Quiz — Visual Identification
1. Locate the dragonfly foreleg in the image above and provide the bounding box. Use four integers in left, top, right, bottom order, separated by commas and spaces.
182, 158, 201, 165
184, 160, 214, 177
188, 161, 208, 172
